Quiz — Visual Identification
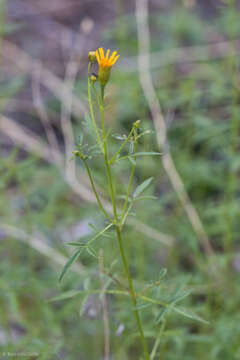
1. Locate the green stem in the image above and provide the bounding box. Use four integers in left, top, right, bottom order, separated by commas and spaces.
92, 83, 106, 141
100, 86, 118, 221
100, 91, 106, 141
105, 147, 118, 221
116, 226, 150, 360
88, 76, 149, 359
88, 64, 104, 153
82, 158, 112, 223
100, 88, 149, 360
150, 320, 166, 360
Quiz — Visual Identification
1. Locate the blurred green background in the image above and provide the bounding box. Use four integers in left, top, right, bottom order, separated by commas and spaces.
1, 0, 240, 359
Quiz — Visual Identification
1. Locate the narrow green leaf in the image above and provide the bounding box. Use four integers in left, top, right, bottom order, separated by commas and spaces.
133, 177, 153, 198
133, 195, 157, 202
134, 302, 152, 311
134, 152, 162, 157
88, 222, 98, 231
49, 290, 82, 302
173, 307, 209, 324
117, 152, 162, 162
170, 290, 192, 305
120, 203, 134, 227
155, 307, 168, 324
66, 242, 85, 247
129, 156, 136, 166
49, 289, 129, 303
86, 246, 97, 258
87, 223, 113, 247
59, 249, 82, 282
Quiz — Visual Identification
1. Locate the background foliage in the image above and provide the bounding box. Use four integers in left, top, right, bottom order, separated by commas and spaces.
1, 0, 240, 359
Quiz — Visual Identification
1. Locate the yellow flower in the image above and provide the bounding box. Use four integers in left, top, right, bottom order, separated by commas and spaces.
96, 48, 120, 86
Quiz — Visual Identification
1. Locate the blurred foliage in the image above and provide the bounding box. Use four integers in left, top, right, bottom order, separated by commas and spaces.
1, 1, 240, 359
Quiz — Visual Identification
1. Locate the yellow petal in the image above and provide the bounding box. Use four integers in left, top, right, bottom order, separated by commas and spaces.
99, 48, 104, 60
109, 51, 117, 62
96, 50, 100, 64
111, 54, 120, 65
106, 49, 110, 59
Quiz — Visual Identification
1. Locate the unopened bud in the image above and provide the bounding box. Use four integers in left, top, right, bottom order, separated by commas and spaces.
90, 74, 97, 83
73, 150, 80, 157
134, 120, 141, 128
88, 51, 96, 63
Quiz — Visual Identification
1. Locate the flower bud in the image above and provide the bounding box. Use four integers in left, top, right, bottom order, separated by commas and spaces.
90, 74, 97, 83
73, 150, 80, 157
88, 51, 96, 63
134, 120, 141, 128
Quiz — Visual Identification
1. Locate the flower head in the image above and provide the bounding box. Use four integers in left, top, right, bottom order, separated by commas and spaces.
96, 48, 119, 86
96, 48, 119, 68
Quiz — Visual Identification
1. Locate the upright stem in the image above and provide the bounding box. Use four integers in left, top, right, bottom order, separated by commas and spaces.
88, 64, 104, 153
150, 320, 166, 360
99, 86, 150, 360
100, 86, 118, 221
116, 227, 150, 360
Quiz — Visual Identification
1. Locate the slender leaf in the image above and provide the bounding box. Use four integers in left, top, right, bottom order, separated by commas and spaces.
67, 223, 113, 249
133, 177, 153, 198
173, 307, 209, 324
134, 302, 152, 311
49, 290, 82, 302
133, 195, 157, 202
155, 307, 169, 324
86, 246, 97, 258
129, 156, 136, 166
66, 242, 85, 247
170, 290, 192, 305
59, 249, 82, 282
117, 152, 162, 162
87, 223, 113, 247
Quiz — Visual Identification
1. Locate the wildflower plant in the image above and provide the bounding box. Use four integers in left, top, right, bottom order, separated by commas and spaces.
84, 47, 150, 358
55, 48, 208, 360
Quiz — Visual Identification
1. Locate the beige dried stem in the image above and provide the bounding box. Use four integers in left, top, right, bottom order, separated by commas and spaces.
32, 66, 63, 167
120, 39, 240, 73
60, 28, 82, 184
135, 0, 214, 257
